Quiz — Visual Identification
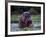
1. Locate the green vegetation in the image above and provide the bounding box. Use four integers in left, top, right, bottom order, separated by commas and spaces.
11, 15, 41, 22
32, 15, 41, 21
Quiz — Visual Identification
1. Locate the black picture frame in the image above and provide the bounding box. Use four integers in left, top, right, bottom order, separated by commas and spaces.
5, 1, 45, 37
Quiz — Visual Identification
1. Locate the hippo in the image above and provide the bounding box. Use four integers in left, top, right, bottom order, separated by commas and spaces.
19, 12, 32, 28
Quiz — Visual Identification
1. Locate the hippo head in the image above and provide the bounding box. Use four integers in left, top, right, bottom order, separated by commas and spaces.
19, 11, 32, 28
22, 12, 31, 18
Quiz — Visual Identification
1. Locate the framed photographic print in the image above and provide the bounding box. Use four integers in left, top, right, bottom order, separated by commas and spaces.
5, 1, 45, 36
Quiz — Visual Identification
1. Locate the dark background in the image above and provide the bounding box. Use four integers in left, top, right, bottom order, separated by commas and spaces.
11, 6, 41, 15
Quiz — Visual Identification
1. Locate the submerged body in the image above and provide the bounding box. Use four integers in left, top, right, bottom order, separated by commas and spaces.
19, 12, 32, 28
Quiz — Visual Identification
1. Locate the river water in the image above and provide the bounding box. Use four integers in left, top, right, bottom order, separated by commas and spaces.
11, 21, 41, 32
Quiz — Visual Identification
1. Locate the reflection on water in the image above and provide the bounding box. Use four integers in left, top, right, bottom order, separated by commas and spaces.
11, 21, 41, 32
